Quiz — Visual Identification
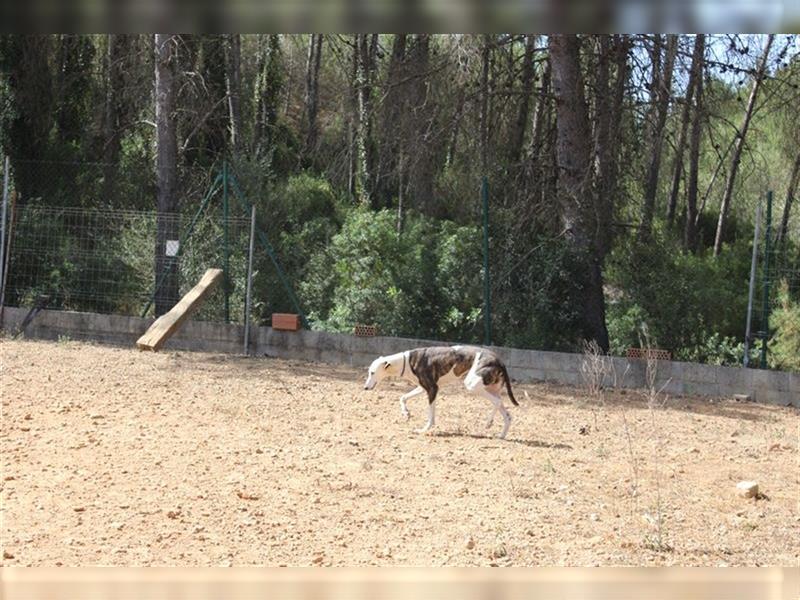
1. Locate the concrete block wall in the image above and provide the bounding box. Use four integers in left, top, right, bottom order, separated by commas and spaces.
2, 306, 797, 407
0, 306, 245, 355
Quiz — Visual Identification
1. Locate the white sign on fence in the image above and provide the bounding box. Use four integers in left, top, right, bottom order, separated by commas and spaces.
166, 240, 180, 257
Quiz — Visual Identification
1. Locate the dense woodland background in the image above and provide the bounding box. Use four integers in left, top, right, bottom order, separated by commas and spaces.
0, 34, 799, 369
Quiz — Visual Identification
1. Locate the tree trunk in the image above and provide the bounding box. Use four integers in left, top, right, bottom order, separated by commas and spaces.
404, 34, 435, 214
594, 35, 629, 257
684, 35, 705, 253
154, 34, 179, 316
525, 59, 554, 225
103, 34, 128, 202
713, 34, 775, 256
549, 34, 610, 352
638, 34, 677, 241
667, 35, 703, 226
479, 35, 491, 174
528, 59, 550, 160
55, 35, 95, 148
444, 85, 466, 171
397, 152, 406, 234
346, 36, 358, 201
509, 35, 537, 166
697, 135, 734, 224
591, 34, 611, 236
376, 34, 407, 206
545, 113, 559, 231
253, 36, 266, 153
354, 34, 375, 207
54, 35, 67, 136
224, 34, 242, 156
254, 35, 282, 158
303, 34, 324, 159
776, 151, 800, 247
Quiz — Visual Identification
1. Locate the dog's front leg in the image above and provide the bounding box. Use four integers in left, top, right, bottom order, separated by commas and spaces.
416, 385, 438, 434
399, 386, 424, 420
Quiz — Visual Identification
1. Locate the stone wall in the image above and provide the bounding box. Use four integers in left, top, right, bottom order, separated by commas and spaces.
2, 307, 797, 407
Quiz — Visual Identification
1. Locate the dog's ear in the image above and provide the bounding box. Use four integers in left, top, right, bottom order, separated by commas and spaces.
382, 361, 391, 370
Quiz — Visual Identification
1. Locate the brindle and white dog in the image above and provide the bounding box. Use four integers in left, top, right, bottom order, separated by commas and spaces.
363, 345, 519, 438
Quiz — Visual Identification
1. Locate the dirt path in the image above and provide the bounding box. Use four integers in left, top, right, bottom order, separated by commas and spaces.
1, 338, 798, 566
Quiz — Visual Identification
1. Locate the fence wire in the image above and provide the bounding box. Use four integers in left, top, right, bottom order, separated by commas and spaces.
2, 159, 253, 322
2, 157, 799, 363
764, 199, 800, 324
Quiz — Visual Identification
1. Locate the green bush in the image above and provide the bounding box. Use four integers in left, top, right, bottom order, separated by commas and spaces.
491, 237, 587, 351
301, 208, 488, 340
433, 220, 483, 340
276, 173, 339, 228
677, 332, 748, 366
316, 209, 438, 336
606, 235, 752, 364
769, 281, 800, 372
607, 303, 648, 355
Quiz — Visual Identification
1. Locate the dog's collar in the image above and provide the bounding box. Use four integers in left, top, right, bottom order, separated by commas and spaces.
400, 351, 407, 378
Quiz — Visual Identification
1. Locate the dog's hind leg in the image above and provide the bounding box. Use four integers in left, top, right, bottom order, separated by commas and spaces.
484, 405, 498, 429
464, 364, 498, 431
399, 386, 424, 420
474, 387, 511, 439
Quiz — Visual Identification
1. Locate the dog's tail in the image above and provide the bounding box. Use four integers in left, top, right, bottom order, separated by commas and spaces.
500, 364, 519, 406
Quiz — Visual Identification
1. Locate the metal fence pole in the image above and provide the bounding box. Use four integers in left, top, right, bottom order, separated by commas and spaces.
244, 204, 256, 355
0, 184, 16, 328
481, 176, 492, 346
0, 156, 9, 300
227, 171, 310, 329
223, 160, 231, 323
759, 190, 773, 369
743, 201, 762, 367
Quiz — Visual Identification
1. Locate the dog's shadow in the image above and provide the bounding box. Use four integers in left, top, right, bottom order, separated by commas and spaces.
432, 431, 572, 450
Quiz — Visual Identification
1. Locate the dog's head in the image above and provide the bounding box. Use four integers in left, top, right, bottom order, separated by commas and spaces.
364, 354, 401, 390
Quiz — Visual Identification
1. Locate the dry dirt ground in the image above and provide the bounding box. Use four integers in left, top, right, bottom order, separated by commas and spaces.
1, 338, 798, 567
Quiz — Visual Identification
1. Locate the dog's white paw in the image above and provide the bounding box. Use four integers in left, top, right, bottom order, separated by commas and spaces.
415, 427, 433, 435
401, 410, 411, 421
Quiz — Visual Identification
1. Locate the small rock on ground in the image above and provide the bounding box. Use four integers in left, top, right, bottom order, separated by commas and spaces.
736, 481, 759, 498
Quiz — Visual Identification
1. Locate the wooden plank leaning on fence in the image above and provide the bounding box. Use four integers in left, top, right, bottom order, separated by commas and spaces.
136, 268, 223, 351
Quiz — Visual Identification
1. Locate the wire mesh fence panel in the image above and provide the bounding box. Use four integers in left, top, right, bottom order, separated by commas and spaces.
751, 191, 800, 369
6, 206, 157, 314
769, 221, 800, 296
762, 193, 799, 308
4, 184, 252, 322
3, 156, 798, 367
175, 210, 252, 323
2, 157, 258, 322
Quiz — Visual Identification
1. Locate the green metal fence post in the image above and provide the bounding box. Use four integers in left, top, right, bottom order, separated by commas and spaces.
141, 173, 223, 318
482, 176, 492, 346
759, 190, 773, 369
743, 201, 762, 368
226, 171, 310, 329
222, 160, 231, 323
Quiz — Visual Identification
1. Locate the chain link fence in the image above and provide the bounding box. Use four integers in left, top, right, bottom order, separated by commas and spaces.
1, 157, 798, 369
1, 159, 253, 323
757, 190, 800, 368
